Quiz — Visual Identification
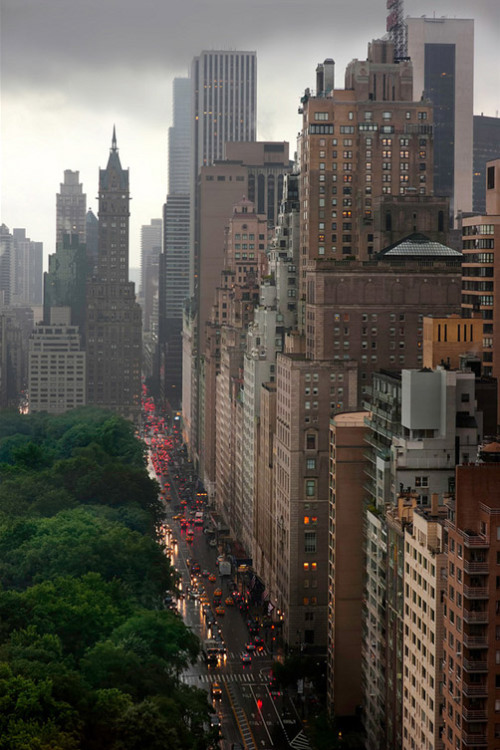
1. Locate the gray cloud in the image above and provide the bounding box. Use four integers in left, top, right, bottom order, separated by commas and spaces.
1, 0, 498, 267
2, 0, 381, 87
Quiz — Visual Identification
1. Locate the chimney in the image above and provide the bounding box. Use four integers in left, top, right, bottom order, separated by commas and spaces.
316, 59, 335, 96
323, 59, 335, 94
431, 492, 439, 516
316, 63, 324, 95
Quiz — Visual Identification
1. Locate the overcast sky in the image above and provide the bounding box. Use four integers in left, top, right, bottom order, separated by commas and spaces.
1, 0, 499, 271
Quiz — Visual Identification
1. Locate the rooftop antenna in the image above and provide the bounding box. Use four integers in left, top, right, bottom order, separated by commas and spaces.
386, 0, 408, 62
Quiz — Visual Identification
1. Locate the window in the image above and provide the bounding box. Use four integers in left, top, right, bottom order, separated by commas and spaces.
305, 532, 317, 553
315, 112, 329, 121
306, 433, 316, 450
306, 458, 316, 469
305, 480, 316, 497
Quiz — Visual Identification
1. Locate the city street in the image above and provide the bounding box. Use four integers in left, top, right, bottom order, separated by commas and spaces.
145, 416, 311, 750
164, 515, 310, 750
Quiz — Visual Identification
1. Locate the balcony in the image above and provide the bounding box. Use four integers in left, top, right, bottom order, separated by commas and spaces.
463, 585, 489, 599
463, 658, 488, 673
463, 560, 489, 574
462, 531, 490, 548
462, 707, 488, 722
462, 733, 488, 747
463, 610, 488, 624
462, 682, 488, 697
463, 634, 488, 649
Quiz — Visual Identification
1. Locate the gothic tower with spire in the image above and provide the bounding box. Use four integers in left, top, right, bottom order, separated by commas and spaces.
85, 130, 142, 420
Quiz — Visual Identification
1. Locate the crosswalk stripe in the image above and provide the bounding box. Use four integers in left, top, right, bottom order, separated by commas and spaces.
290, 731, 311, 749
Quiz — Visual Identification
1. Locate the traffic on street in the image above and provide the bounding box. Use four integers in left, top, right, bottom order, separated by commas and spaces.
141, 393, 311, 750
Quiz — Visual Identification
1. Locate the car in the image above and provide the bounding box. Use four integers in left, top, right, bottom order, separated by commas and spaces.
224, 596, 234, 606
215, 606, 225, 616
210, 682, 222, 699
208, 573, 217, 582
191, 562, 201, 574
201, 569, 210, 578
268, 673, 281, 695
209, 714, 221, 733
254, 636, 265, 651
245, 642, 256, 652
240, 652, 252, 665
214, 588, 222, 598
209, 538, 217, 547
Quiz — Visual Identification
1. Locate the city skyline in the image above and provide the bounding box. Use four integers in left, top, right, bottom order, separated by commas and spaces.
2, 0, 499, 271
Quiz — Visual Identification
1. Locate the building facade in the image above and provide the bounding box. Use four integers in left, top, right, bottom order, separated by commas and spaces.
159, 77, 191, 407
28, 306, 86, 414
298, 39, 434, 304
407, 16, 474, 223
461, 158, 500, 423
327, 411, 368, 717
85, 131, 142, 420
441, 459, 500, 750
473, 115, 500, 215
56, 170, 87, 246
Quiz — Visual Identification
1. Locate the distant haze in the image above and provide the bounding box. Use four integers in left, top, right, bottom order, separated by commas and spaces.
2, 0, 499, 269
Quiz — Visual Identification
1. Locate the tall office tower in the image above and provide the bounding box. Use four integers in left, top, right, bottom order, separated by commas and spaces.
140, 218, 162, 332
184, 50, 257, 454
407, 16, 474, 223
441, 457, 500, 750
473, 115, 500, 215
85, 131, 142, 420
169, 77, 191, 194
43, 233, 88, 330
461, 158, 500, 422
85, 208, 99, 276
159, 78, 191, 407
191, 51, 257, 185
56, 170, 87, 246
28, 306, 86, 414
0, 224, 13, 307
11, 228, 43, 306
298, 40, 434, 299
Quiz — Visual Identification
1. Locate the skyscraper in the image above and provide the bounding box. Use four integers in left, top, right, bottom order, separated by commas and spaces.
140, 218, 162, 333
473, 114, 500, 214
10, 228, 43, 306
56, 170, 87, 246
191, 51, 257, 183
182, 51, 257, 451
159, 78, 191, 407
43, 232, 88, 331
85, 130, 142, 420
406, 16, 474, 223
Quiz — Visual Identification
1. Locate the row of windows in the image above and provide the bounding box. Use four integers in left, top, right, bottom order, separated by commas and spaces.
463, 223, 496, 235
